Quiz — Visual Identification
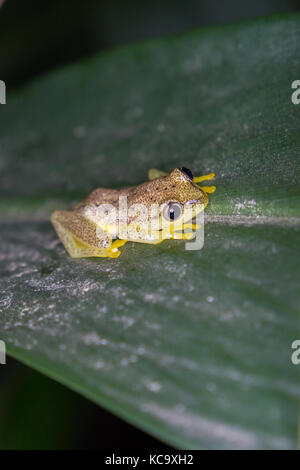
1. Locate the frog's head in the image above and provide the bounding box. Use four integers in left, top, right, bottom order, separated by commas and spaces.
126, 167, 215, 241
158, 167, 208, 224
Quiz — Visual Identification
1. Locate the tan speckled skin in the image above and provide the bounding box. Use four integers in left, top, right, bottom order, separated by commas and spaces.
51, 168, 208, 258
77, 168, 207, 217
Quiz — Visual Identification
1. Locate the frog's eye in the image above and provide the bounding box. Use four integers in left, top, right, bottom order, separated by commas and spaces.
180, 167, 193, 181
163, 202, 183, 221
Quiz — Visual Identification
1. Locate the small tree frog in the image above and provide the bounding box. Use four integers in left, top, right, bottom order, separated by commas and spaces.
51, 167, 215, 258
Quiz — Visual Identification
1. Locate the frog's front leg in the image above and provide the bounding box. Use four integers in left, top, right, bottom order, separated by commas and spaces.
51, 210, 122, 258
140, 227, 195, 244
111, 239, 127, 250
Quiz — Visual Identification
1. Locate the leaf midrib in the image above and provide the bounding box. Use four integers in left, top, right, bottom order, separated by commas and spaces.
1, 214, 300, 227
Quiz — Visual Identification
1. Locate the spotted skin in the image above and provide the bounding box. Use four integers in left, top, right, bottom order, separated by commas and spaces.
51, 167, 215, 258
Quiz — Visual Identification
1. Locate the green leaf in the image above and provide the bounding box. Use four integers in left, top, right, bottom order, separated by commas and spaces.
1, 14, 299, 449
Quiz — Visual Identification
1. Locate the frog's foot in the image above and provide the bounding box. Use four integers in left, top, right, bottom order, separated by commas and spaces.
193, 172, 216, 194
68, 242, 122, 258
183, 222, 201, 230
136, 227, 195, 244
158, 226, 196, 241
199, 185, 216, 194
168, 222, 202, 240
103, 249, 121, 258
110, 239, 127, 257
71, 239, 127, 258
171, 230, 195, 241
193, 172, 215, 183
111, 239, 127, 249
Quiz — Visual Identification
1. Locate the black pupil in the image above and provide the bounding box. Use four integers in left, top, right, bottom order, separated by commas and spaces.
168, 204, 181, 220
180, 167, 193, 181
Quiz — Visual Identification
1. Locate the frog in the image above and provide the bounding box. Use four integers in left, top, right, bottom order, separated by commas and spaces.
50, 167, 215, 258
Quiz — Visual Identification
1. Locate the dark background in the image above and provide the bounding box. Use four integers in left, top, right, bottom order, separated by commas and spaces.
0, 0, 299, 450
1, 0, 299, 90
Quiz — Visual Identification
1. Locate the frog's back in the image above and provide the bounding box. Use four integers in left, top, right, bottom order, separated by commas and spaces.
74, 186, 135, 210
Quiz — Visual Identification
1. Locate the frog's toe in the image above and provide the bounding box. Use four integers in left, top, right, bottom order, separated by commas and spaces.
193, 172, 216, 194
111, 239, 127, 249
171, 231, 195, 241
108, 239, 127, 257
193, 172, 215, 183
183, 232, 196, 241
183, 223, 201, 230
107, 248, 121, 258
199, 185, 216, 194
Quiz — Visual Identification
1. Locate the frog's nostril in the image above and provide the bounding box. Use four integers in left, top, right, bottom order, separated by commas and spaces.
180, 167, 193, 181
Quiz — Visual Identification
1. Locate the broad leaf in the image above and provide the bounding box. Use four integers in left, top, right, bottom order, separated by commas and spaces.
0, 14, 299, 449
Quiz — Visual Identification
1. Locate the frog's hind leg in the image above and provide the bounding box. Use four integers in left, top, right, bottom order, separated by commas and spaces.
51, 210, 120, 258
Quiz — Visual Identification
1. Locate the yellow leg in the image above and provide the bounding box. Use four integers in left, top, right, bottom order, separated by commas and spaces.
171, 231, 195, 240
193, 172, 215, 183
111, 239, 127, 249
199, 185, 216, 193
132, 226, 196, 244
105, 249, 122, 258
107, 239, 127, 257
161, 225, 196, 241
51, 210, 124, 259
183, 222, 201, 230
56, 229, 121, 258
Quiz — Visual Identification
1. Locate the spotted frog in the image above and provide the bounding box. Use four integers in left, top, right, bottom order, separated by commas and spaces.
51, 167, 215, 258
